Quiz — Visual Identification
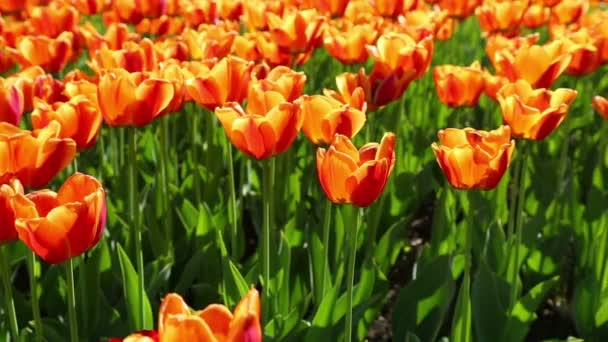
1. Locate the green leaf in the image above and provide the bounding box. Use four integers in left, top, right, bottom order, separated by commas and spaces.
222, 260, 249, 308
472, 261, 510, 342
116, 243, 153, 331
305, 286, 338, 342
451, 274, 472, 342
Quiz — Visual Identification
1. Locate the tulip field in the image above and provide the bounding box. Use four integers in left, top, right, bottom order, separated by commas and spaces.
3, 0, 608, 341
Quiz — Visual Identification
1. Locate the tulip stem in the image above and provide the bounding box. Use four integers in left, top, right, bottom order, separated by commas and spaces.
128, 127, 146, 329
226, 139, 239, 258
65, 258, 78, 342
262, 157, 275, 327
27, 250, 43, 342
345, 208, 363, 342
509, 142, 528, 310
159, 117, 173, 255
191, 104, 201, 205
0, 245, 19, 339
320, 200, 332, 299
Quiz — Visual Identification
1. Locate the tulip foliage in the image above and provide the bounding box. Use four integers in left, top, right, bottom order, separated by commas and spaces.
0, 0, 608, 342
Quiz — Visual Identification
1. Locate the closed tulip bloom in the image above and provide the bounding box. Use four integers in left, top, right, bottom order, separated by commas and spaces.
0, 121, 76, 188
497, 80, 577, 140
13, 172, 106, 264
324, 22, 377, 65
475, 0, 527, 35
432, 125, 515, 190
550, 0, 585, 25
7, 32, 74, 73
157, 289, 261, 342
28, 2, 79, 39
215, 85, 301, 159
366, 32, 434, 82
317, 132, 395, 207
185, 56, 253, 111
560, 29, 602, 76
299, 95, 366, 145
71, 0, 107, 14
0, 77, 24, 125
253, 66, 306, 102
89, 39, 157, 73
494, 39, 572, 89
81, 22, 139, 58
182, 25, 237, 61
267, 8, 325, 54
98, 69, 175, 127
592, 96, 608, 121
437, 0, 481, 18
0, 179, 23, 243
181, 0, 218, 26
323, 68, 371, 111
485, 33, 539, 68
31, 96, 102, 150
433, 61, 484, 107
522, 3, 549, 29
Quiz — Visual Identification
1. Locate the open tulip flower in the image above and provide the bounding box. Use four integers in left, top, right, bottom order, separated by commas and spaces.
27, 2, 79, 39
485, 33, 539, 68
0, 77, 24, 125
89, 39, 158, 73
323, 21, 378, 65
98, 68, 176, 127
433, 61, 485, 107
12, 172, 106, 264
317, 132, 395, 207
0, 121, 76, 188
432, 125, 515, 190
7, 32, 75, 73
182, 24, 238, 61
81, 22, 140, 58
522, 3, 550, 29
0, 178, 23, 244
592, 96, 608, 121
559, 28, 602, 76
266, 8, 325, 54
31, 96, 102, 150
299, 94, 366, 145
475, 0, 527, 36
323, 68, 371, 111
253, 65, 306, 102
497, 80, 577, 140
185, 56, 253, 111
550, 0, 586, 25
493, 39, 572, 89
215, 84, 302, 159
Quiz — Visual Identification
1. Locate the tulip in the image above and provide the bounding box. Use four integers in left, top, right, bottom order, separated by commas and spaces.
217, 0, 243, 20
316, 0, 349, 16
109, 330, 158, 342
185, 56, 253, 111
28, 2, 79, 39
482, 70, 508, 101
0, 121, 76, 189
317, 132, 395, 207
475, 0, 527, 35
253, 66, 306, 102
433, 61, 484, 107
12, 173, 106, 264
497, 80, 577, 140
485, 33, 539, 68
7, 32, 74, 73
81, 22, 139, 58
522, 3, 550, 29
154, 289, 261, 342
0, 78, 24, 125
436, 0, 481, 18
182, 25, 237, 61
431, 125, 515, 190
299, 95, 366, 145
31, 96, 102, 150
560, 29, 602, 76
550, 0, 586, 25
366, 32, 434, 82
71, 0, 107, 14
0, 179, 23, 244
97, 69, 175, 127
243, 0, 284, 31
592, 96, 608, 121
181, 0, 218, 26
215, 84, 301, 159
323, 68, 371, 111
323, 22, 377, 65
135, 15, 185, 36
493, 39, 572, 89
89, 39, 157, 73
266, 8, 325, 54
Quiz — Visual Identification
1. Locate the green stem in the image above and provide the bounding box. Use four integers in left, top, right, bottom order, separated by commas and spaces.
128, 127, 146, 329
27, 250, 42, 342
262, 157, 275, 327
226, 140, 239, 258
509, 142, 528, 309
345, 208, 363, 342
65, 258, 78, 342
321, 200, 332, 298
461, 193, 473, 342
0, 245, 19, 339
159, 117, 173, 255
191, 103, 201, 205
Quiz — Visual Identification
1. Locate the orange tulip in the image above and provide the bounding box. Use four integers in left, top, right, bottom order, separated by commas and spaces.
153, 37, 189, 62
81, 22, 139, 58
550, 0, 586, 25
63, 79, 98, 105
217, 0, 243, 20
89, 39, 157, 73
232, 31, 293, 67
0, 77, 24, 125
475, 0, 527, 36
485, 33, 539, 68
323, 22, 377, 64
497, 80, 577, 140
436, 0, 481, 18
433, 61, 484, 107
343, 0, 378, 23
13, 172, 106, 264
97, 69, 175, 127
28, 2, 79, 38
316, 0, 349, 16
154, 62, 186, 114
109, 330, 158, 342
215, 85, 301, 159
323, 68, 370, 111
482, 70, 508, 101
135, 15, 185, 36
243, 0, 284, 31
31, 96, 101, 150
253, 65, 306, 102
559, 29, 602, 76
493, 39, 572, 89
432, 125, 515, 190
522, 3, 549, 29
6, 66, 46, 112
70, 0, 107, 14
7, 32, 74, 73
366, 32, 434, 81
158, 289, 261, 342
317, 132, 395, 207
181, 0, 218, 26
182, 25, 237, 60
299, 95, 366, 145
185, 56, 253, 111
267, 8, 325, 54
0, 179, 23, 243
0, 122, 76, 188
592, 96, 608, 121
